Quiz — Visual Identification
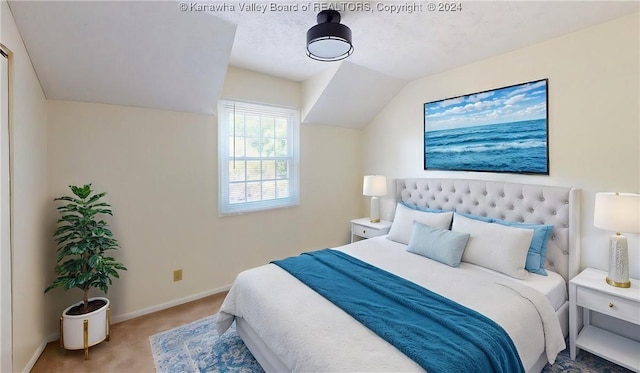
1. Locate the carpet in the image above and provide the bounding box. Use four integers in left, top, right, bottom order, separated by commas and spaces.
150, 314, 633, 373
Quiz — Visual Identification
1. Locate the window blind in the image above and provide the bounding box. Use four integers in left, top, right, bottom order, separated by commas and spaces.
218, 99, 300, 215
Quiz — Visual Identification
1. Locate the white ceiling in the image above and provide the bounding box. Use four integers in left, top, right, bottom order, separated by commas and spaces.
217, 1, 638, 82
8, 1, 639, 128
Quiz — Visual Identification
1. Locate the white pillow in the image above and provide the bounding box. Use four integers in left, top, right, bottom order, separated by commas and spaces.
388, 203, 453, 245
452, 213, 533, 279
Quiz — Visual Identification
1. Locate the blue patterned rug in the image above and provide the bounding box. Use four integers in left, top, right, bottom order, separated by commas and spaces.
150, 314, 632, 373
149, 315, 263, 373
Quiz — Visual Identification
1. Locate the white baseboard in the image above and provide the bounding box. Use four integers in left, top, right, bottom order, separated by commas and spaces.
23, 285, 232, 372
22, 333, 58, 373
111, 284, 232, 324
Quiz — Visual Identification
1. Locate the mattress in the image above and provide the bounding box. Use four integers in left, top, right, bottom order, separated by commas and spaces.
218, 235, 566, 372
337, 236, 567, 310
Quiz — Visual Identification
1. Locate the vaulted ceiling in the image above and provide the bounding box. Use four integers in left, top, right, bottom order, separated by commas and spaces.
8, 1, 639, 128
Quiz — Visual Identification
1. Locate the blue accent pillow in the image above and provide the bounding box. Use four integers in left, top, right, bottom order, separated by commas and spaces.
491, 219, 554, 276
453, 211, 495, 223
401, 202, 451, 214
407, 221, 470, 267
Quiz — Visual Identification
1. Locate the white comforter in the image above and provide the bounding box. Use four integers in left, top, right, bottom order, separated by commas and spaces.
217, 236, 565, 372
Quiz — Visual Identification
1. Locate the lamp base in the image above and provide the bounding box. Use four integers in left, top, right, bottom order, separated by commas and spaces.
370, 196, 380, 223
606, 277, 631, 288
606, 234, 630, 288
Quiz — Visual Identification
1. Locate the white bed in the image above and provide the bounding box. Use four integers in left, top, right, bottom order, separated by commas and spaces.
217, 178, 581, 372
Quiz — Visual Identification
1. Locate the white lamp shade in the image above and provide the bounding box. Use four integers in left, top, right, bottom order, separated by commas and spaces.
594, 192, 640, 233
363, 175, 387, 197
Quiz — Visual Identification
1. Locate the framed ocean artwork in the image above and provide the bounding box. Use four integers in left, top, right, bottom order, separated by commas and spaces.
424, 79, 549, 174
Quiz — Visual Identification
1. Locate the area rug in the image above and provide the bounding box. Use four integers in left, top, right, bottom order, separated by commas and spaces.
149, 315, 263, 373
150, 314, 632, 373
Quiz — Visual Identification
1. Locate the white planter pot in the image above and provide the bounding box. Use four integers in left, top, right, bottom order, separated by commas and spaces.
61, 297, 110, 352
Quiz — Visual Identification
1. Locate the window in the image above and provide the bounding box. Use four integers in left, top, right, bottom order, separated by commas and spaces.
218, 99, 299, 215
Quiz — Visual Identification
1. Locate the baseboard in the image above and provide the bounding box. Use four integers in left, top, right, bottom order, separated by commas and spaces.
22, 333, 58, 373
111, 284, 232, 324
24, 285, 232, 372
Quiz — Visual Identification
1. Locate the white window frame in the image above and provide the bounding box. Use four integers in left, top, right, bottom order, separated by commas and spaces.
218, 99, 300, 215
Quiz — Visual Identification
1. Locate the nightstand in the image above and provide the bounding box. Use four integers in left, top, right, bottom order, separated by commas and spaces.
350, 218, 391, 243
569, 268, 640, 372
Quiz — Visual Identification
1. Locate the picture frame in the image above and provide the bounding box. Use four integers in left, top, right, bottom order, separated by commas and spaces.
424, 79, 549, 174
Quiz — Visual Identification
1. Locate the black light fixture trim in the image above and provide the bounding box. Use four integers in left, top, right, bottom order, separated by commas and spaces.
306, 10, 353, 62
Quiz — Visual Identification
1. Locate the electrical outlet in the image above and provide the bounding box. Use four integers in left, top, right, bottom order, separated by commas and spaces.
173, 269, 182, 282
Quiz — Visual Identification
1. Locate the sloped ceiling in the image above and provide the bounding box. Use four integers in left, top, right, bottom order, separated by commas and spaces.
8, 0, 236, 114
7, 1, 639, 128
303, 62, 405, 128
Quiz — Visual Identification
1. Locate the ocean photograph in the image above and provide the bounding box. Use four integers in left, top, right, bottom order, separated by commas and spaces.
424, 79, 548, 174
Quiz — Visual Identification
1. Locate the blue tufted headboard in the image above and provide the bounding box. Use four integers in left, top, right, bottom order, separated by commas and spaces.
395, 178, 581, 282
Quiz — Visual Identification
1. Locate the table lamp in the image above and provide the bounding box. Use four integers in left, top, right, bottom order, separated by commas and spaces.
363, 175, 387, 223
594, 192, 640, 288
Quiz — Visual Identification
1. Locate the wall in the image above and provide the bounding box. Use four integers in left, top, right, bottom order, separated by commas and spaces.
46, 66, 362, 335
1, 1, 49, 371
363, 13, 640, 277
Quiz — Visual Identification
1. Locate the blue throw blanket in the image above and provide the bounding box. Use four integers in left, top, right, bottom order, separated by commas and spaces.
272, 249, 524, 373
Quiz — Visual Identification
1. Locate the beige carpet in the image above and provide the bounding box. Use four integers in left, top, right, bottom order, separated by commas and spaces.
30, 293, 226, 373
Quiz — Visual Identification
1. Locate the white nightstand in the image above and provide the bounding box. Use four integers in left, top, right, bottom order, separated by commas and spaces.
569, 268, 640, 372
350, 218, 391, 243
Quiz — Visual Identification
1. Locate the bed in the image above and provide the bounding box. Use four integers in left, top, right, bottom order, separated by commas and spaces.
217, 178, 581, 372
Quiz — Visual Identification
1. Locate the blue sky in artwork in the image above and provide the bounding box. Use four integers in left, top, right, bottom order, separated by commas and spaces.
425, 80, 547, 131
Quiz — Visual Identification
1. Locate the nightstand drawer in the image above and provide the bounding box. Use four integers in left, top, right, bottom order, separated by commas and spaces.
350, 218, 392, 243
352, 224, 377, 238
577, 287, 640, 324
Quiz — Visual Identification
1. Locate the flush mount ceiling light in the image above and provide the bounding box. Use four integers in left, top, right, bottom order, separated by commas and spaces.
306, 10, 353, 62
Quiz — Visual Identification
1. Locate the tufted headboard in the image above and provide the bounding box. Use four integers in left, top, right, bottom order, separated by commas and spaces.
395, 178, 581, 282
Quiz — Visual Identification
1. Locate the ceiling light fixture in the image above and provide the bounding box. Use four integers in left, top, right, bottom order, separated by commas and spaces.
306, 10, 353, 62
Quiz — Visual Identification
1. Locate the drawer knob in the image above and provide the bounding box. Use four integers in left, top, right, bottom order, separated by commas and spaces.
608, 303, 614, 308
363, 230, 366, 234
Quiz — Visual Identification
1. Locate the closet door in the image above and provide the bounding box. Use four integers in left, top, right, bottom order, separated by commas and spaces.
0, 46, 13, 373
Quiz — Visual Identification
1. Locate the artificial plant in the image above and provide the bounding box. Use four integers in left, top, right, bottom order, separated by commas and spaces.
45, 184, 127, 314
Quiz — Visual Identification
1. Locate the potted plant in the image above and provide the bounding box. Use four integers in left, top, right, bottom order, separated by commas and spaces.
45, 184, 126, 359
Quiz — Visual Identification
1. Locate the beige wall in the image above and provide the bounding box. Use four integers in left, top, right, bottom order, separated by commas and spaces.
1, 1, 49, 371
45, 66, 363, 333
363, 13, 640, 277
